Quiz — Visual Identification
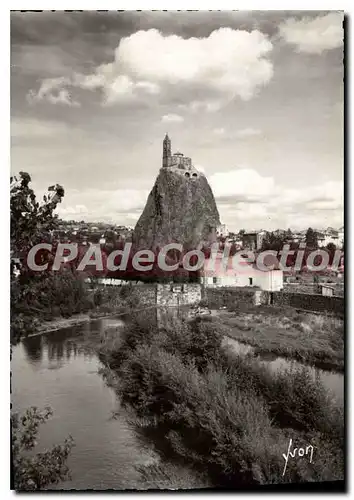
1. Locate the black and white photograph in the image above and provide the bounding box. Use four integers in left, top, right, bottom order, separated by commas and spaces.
10, 9, 345, 492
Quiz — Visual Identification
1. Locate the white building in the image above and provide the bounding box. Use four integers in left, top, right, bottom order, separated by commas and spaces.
200, 253, 283, 292
320, 284, 335, 297
216, 224, 229, 238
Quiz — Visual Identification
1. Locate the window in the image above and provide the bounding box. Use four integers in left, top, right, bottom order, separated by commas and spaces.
249, 277, 253, 286
213, 277, 217, 284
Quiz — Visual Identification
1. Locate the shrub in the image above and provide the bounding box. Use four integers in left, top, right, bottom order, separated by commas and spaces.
219, 353, 343, 443
102, 310, 344, 486
118, 345, 342, 485
11, 406, 74, 491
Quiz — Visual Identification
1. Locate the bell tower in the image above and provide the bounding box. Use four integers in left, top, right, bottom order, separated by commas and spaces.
162, 133, 171, 168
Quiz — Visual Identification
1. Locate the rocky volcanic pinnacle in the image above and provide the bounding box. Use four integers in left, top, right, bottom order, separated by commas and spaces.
133, 168, 221, 251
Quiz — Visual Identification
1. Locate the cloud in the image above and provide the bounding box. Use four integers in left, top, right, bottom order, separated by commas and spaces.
213, 127, 262, 138
194, 164, 206, 174
213, 128, 225, 136
161, 113, 184, 123
47, 89, 80, 107
235, 128, 262, 138
27, 77, 80, 107
11, 118, 70, 138
210, 169, 275, 200
28, 27, 274, 109
56, 204, 88, 216
180, 100, 224, 113
209, 168, 343, 230
278, 12, 344, 54
55, 188, 149, 222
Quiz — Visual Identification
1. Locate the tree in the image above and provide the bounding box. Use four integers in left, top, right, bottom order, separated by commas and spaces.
285, 228, 293, 241
10, 173, 92, 342
11, 172, 64, 260
11, 406, 74, 491
305, 227, 318, 249
326, 242, 337, 266
229, 243, 238, 256
261, 231, 285, 252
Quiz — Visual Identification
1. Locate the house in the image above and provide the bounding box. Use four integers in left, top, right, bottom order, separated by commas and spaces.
216, 224, 229, 238
322, 227, 340, 247
242, 230, 266, 251
320, 284, 335, 297
291, 232, 305, 244
200, 252, 283, 292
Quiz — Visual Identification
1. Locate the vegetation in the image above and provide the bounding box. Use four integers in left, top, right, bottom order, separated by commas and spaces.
261, 231, 287, 252
10, 172, 118, 343
10, 172, 64, 256
305, 228, 318, 249
211, 308, 344, 372
11, 406, 74, 491
99, 312, 344, 487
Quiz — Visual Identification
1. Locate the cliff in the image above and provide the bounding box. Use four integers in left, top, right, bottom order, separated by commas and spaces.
133, 168, 221, 251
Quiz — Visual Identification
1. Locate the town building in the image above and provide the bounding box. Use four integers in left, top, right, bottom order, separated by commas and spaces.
200, 252, 283, 292
320, 284, 335, 297
242, 230, 266, 250
216, 224, 229, 238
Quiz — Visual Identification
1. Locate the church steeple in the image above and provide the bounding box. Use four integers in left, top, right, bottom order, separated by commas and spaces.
162, 133, 171, 168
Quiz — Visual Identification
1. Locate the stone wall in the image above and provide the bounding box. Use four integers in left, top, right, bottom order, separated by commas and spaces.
270, 292, 344, 317
156, 283, 202, 307
205, 287, 266, 309
204, 286, 344, 317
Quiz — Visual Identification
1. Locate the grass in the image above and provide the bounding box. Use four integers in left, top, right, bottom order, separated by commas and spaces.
210, 307, 344, 372
136, 461, 212, 490
99, 312, 344, 487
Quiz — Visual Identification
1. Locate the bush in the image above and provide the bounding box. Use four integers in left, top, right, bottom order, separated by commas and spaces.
102, 311, 344, 486
11, 406, 74, 491
221, 354, 343, 443
11, 270, 94, 341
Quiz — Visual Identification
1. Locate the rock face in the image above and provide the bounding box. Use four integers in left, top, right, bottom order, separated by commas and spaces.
133, 168, 221, 251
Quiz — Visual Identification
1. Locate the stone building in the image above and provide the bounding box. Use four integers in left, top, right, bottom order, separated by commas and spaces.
162, 134, 198, 177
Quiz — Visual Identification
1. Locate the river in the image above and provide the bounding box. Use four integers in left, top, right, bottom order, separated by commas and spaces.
11, 317, 159, 490
222, 337, 344, 405
11, 315, 344, 490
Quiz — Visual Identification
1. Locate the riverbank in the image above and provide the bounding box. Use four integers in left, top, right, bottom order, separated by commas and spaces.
27, 311, 120, 337
27, 303, 160, 339
99, 311, 344, 488
208, 307, 344, 373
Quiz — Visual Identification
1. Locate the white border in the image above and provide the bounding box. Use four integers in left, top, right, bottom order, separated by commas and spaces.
3, 3, 351, 499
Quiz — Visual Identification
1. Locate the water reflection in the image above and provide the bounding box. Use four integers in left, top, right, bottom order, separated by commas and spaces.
224, 336, 344, 404
22, 335, 43, 364
11, 316, 157, 490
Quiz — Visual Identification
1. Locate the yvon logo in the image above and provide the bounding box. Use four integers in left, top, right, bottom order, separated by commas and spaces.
282, 438, 314, 476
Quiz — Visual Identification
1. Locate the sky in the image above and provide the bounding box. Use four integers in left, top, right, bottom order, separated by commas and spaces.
11, 10, 344, 232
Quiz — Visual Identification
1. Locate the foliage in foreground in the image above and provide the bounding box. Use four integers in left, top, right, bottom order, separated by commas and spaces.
11, 406, 74, 491
100, 314, 344, 487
